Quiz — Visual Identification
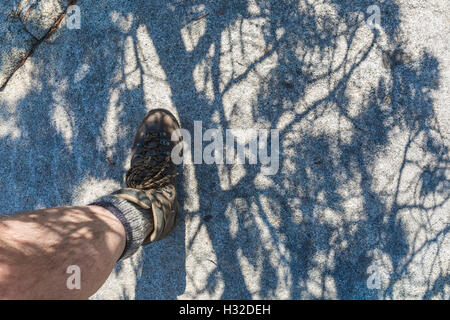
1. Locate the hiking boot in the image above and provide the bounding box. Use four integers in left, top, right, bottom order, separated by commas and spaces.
120, 108, 182, 244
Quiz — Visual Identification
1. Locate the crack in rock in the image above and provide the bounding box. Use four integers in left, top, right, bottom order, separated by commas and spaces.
0, 0, 77, 90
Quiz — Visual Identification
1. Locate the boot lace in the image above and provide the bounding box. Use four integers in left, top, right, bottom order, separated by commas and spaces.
125, 132, 177, 190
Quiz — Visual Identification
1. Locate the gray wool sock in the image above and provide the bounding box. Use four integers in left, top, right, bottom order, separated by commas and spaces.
91, 193, 153, 261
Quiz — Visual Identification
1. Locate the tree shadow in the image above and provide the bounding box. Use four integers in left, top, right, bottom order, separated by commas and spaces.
0, 0, 448, 299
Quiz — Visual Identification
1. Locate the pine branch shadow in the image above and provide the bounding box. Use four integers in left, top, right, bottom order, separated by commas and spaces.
0, 0, 448, 299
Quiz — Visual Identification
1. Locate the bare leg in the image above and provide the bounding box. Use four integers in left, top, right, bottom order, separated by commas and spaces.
0, 205, 125, 299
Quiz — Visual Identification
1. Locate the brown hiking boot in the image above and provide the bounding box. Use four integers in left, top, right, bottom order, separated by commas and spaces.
122, 108, 182, 244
